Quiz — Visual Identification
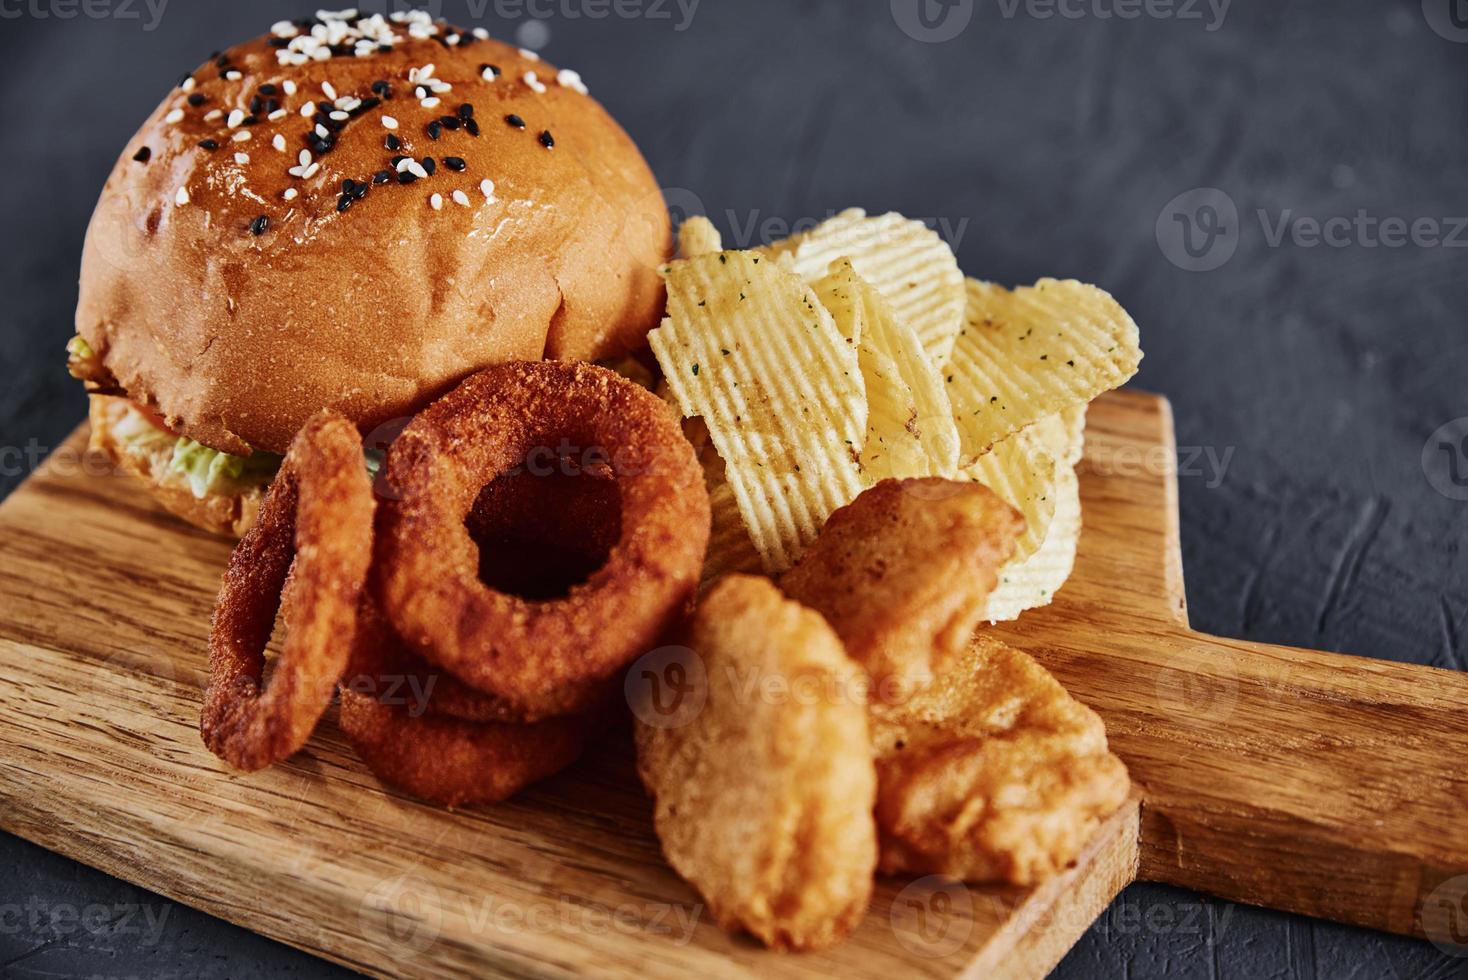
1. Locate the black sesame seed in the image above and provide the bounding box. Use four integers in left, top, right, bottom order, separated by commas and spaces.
187, 93, 206, 107
259, 83, 279, 96
458, 103, 474, 120
464, 118, 480, 137
372, 80, 391, 97
198, 138, 219, 150
342, 178, 357, 194
421, 156, 436, 176
329, 43, 352, 57
337, 194, 353, 213
242, 114, 259, 126
264, 98, 280, 115
397, 171, 418, 185
214, 54, 230, 68
249, 96, 262, 114
250, 215, 269, 236
443, 156, 466, 172
427, 121, 442, 140
440, 115, 460, 130
378, 42, 393, 53
268, 37, 288, 48
390, 155, 408, 167
132, 146, 151, 163
385, 134, 401, 151
373, 169, 392, 184
506, 114, 525, 129
357, 96, 382, 113
351, 181, 370, 200
539, 130, 555, 149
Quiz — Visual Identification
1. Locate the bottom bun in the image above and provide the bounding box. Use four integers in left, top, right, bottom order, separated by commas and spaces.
88, 396, 267, 538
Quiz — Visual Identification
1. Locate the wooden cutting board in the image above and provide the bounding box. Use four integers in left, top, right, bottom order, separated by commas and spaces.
0, 389, 1462, 978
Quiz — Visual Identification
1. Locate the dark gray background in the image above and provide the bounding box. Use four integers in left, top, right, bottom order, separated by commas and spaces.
2, 0, 1466, 977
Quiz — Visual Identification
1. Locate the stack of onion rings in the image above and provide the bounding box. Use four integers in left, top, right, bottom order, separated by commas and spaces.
374, 361, 710, 721
200, 411, 374, 772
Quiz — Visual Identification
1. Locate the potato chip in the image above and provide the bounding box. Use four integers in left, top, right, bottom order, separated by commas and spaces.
678, 215, 723, 259
651, 250, 868, 572
1058, 403, 1088, 467
682, 418, 764, 585
963, 425, 1057, 565
983, 461, 1081, 622
769, 209, 967, 367
810, 259, 865, 348
853, 273, 961, 481
948, 278, 1141, 464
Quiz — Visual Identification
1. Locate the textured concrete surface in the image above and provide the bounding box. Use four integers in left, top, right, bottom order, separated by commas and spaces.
1, 1, 1466, 977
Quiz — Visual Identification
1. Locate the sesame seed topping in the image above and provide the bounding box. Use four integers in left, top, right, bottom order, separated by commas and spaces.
283, 79, 298, 96
480, 64, 500, 82
315, 124, 330, 139
187, 93, 207, 107
385, 133, 401, 151
421, 156, 436, 175
273, 134, 287, 152
458, 103, 474, 120
299, 149, 313, 167
373, 169, 392, 184
283, 187, 299, 201
421, 96, 441, 109
204, 109, 224, 122
232, 130, 252, 142
539, 130, 555, 149
505, 114, 525, 129
520, 47, 541, 61
430, 193, 443, 210
523, 71, 546, 94
235, 152, 250, 164
381, 115, 399, 130
251, 215, 269, 235
427, 121, 442, 140
181, 76, 197, 93
225, 70, 243, 81
480, 178, 496, 200
443, 156, 466, 171
198, 139, 219, 150
557, 69, 588, 95
132, 146, 151, 163
452, 189, 470, 207
227, 109, 245, 128
465, 118, 480, 137
175, 187, 190, 206
300, 103, 315, 118
268, 109, 288, 122
337, 194, 353, 213
330, 110, 350, 121
473, 28, 490, 40
408, 159, 429, 179
164, 108, 184, 124
322, 81, 338, 100
372, 80, 391, 97
259, 83, 279, 96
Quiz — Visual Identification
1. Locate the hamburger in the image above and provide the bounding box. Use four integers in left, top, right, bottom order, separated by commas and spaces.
69, 10, 671, 536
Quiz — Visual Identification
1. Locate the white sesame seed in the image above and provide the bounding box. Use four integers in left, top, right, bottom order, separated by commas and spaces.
523, 71, 546, 94
330, 111, 349, 122
421, 97, 441, 109
381, 115, 399, 130
225, 70, 243, 81
271, 19, 299, 38
234, 152, 251, 165
407, 160, 429, 179
446, 33, 460, 46
557, 69, 588, 95
299, 149, 313, 167
473, 27, 489, 40
315, 124, 329, 139
175, 187, 190, 206
181, 77, 197, 93
232, 130, 252, 142
520, 47, 540, 61
273, 134, 287, 152
481, 67, 498, 82
227, 109, 245, 128
430, 193, 443, 211
268, 109, 288, 122
303, 162, 321, 178
164, 108, 184, 124
283, 187, 299, 201
204, 109, 223, 122
283, 80, 298, 96
430, 79, 452, 93
300, 103, 315, 118
452, 189, 470, 207
322, 81, 338, 100
480, 178, 496, 200
414, 85, 427, 99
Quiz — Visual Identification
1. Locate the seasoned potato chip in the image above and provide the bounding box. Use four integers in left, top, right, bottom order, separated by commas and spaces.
682, 418, 764, 585
983, 461, 1082, 622
678, 215, 723, 259
948, 279, 1141, 463
810, 259, 865, 348
1058, 403, 1088, 466
963, 425, 1058, 565
770, 209, 966, 367
651, 251, 868, 572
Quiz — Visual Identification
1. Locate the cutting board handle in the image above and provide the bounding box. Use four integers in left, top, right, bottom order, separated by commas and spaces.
1109, 626, 1468, 942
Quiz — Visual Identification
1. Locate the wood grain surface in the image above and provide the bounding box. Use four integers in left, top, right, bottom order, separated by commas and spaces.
0, 404, 1150, 979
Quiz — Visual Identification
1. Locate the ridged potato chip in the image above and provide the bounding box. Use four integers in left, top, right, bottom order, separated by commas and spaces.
682, 418, 764, 585
983, 460, 1082, 622
810, 259, 865, 347
963, 425, 1058, 565
651, 251, 868, 573
948, 278, 1141, 464
770, 209, 967, 367
678, 215, 723, 259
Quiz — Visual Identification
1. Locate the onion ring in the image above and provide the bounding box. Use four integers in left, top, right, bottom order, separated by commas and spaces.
339, 599, 602, 806
374, 361, 710, 721
201, 411, 374, 771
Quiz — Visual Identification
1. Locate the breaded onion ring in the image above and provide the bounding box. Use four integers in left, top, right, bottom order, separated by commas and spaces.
340, 600, 600, 807
201, 411, 374, 771
375, 362, 710, 721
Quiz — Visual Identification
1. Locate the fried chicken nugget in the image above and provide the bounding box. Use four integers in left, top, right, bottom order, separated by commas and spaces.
780, 478, 1024, 701
871, 635, 1131, 885
633, 574, 877, 950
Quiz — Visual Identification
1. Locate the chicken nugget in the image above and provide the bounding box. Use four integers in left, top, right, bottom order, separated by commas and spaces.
780, 478, 1024, 701
633, 574, 877, 950
871, 635, 1131, 885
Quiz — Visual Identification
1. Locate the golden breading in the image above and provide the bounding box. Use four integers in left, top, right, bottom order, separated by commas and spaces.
780, 478, 1024, 701
871, 635, 1131, 885
633, 575, 877, 951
